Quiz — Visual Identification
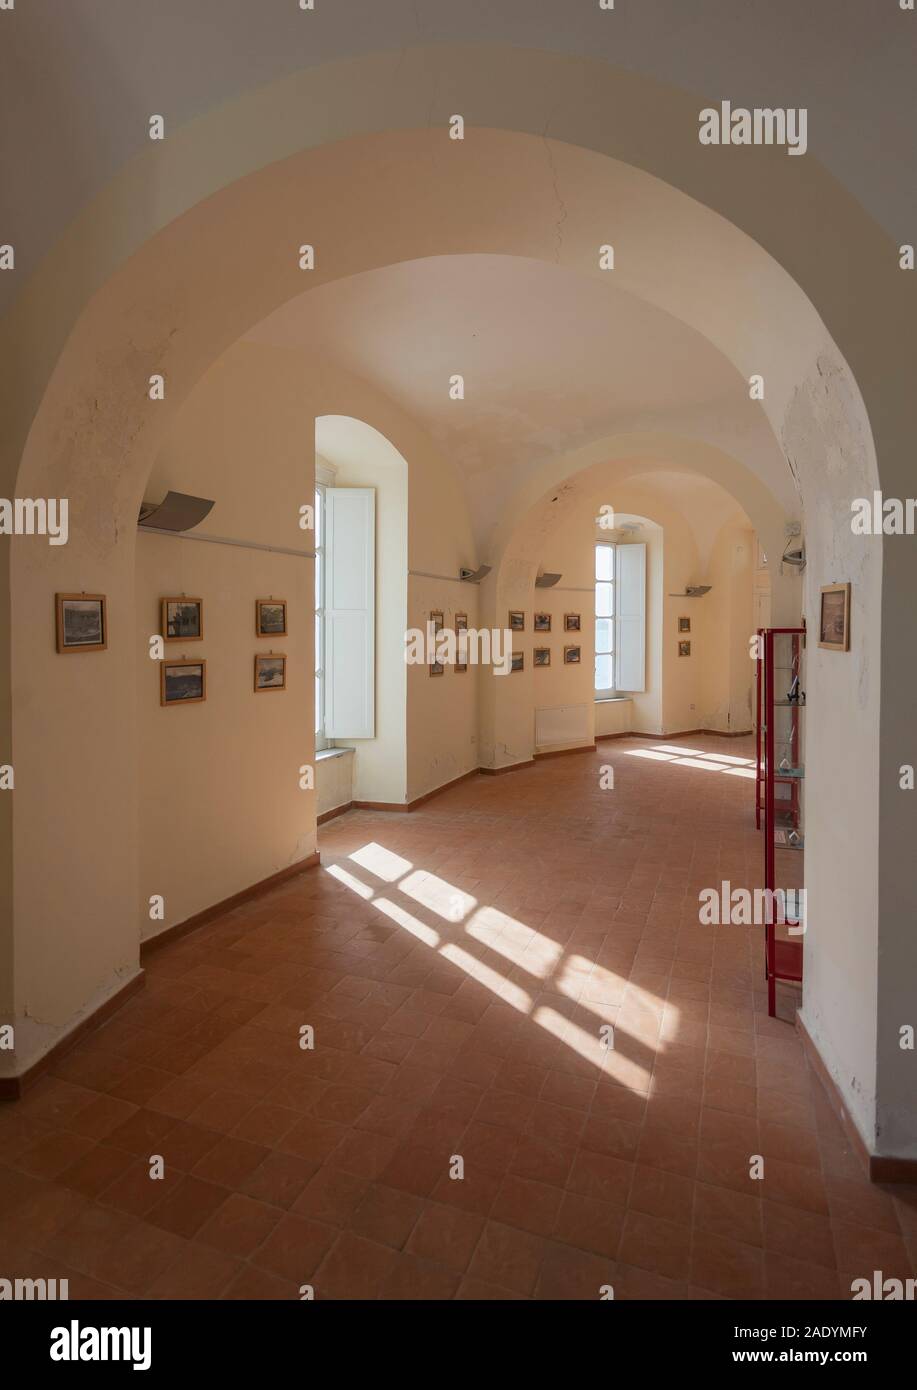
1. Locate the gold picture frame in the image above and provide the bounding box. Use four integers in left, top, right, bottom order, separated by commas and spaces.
161, 658, 206, 706
455, 612, 468, 673
430, 610, 445, 675
161, 596, 203, 642
819, 582, 850, 651
256, 598, 287, 638
55, 593, 107, 653
254, 653, 287, 691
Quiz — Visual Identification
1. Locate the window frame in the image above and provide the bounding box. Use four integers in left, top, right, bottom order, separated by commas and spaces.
594, 540, 617, 700
314, 481, 329, 752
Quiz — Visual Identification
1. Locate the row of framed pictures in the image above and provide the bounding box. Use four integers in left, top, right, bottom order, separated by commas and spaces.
509, 611, 581, 633
430, 611, 468, 675
430, 643, 583, 676
161, 594, 288, 705
161, 654, 287, 705
516, 611, 581, 672
53, 593, 289, 653
162, 596, 288, 641
428, 609, 583, 675
520, 646, 581, 671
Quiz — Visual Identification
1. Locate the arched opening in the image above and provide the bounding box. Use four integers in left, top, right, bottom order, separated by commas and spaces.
1, 48, 912, 1201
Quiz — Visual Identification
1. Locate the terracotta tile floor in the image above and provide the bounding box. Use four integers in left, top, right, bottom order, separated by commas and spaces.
2, 734, 915, 1299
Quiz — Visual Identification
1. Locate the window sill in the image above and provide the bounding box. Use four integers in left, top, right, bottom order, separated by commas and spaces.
595, 696, 633, 704
315, 747, 355, 762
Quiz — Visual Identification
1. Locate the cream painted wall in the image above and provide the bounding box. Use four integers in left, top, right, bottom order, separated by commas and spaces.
407, 579, 481, 801
505, 535, 594, 757
697, 525, 757, 734
136, 534, 312, 941
137, 343, 318, 941
315, 750, 354, 819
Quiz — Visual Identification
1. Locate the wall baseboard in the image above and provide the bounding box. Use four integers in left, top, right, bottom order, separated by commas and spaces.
406, 768, 479, 810
479, 760, 535, 776
140, 851, 321, 960
341, 735, 747, 808
596, 728, 753, 742
0, 971, 146, 1101
796, 1012, 917, 1183
351, 767, 480, 814
534, 743, 596, 760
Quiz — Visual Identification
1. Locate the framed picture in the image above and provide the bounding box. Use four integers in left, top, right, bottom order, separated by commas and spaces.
256, 598, 287, 637
819, 582, 850, 651
254, 653, 287, 691
533, 647, 551, 667
534, 612, 551, 633
511, 651, 524, 673
678, 640, 692, 657
161, 658, 206, 706
564, 613, 581, 632
455, 612, 468, 673
430, 610, 445, 675
678, 616, 691, 634
56, 594, 107, 653
564, 645, 581, 664
161, 596, 203, 642
508, 610, 525, 632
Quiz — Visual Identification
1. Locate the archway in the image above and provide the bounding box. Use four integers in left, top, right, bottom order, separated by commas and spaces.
1, 51, 909, 1159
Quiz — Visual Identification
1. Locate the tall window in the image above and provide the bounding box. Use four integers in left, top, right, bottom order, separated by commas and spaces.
314, 478, 376, 743
314, 483, 328, 750
595, 542, 615, 698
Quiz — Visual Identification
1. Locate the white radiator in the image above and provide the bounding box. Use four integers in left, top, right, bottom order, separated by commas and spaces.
535, 703, 590, 749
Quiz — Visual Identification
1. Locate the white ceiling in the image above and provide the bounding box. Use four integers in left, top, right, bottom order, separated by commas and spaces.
246, 255, 744, 534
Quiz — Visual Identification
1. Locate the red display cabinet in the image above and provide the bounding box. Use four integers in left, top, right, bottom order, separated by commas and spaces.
756, 627, 806, 1016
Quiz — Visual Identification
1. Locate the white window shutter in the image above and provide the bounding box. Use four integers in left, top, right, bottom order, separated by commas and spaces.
614, 542, 646, 693
325, 487, 375, 738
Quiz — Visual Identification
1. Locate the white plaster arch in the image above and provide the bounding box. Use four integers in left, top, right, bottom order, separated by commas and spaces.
1, 45, 911, 1157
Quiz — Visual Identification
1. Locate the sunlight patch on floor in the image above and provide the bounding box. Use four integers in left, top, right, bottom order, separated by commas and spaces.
399, 869, 477, 922
323, 835, 686, 1087
623, 744, 756, 778
349, 841, 413, 881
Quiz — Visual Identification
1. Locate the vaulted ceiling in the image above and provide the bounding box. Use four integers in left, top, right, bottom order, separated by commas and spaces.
247, 255, 745, 536
1, 1, 914, 317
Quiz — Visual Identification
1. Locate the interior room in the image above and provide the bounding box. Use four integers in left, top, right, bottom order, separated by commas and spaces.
1, 0, 915, 1320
